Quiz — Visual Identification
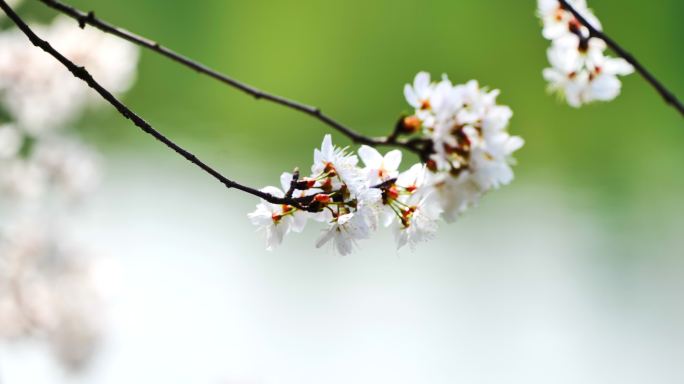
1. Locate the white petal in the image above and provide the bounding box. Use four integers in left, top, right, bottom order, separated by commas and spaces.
414, 71, 431, 94
506, 136, 525, 153
321, 134, 333, 155
315, 227, 335, 249
260, 186, 285, 200
290, 213, 308, 233
335, 239, 353, 256
280, 172, 293, 192
604, 57, 634, 76
404, 84, 419, 108
383, 150, 402, 172
590, 74, 621, 101
358, 145, 383, 168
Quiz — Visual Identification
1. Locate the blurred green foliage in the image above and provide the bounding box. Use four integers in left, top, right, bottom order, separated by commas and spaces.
15, 0, 684, 220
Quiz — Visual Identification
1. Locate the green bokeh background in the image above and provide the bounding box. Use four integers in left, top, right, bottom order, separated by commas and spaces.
2, 3, 683, 381
16, 0, 684, 254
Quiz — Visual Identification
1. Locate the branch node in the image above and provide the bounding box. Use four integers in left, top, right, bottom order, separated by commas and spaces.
285, 168, 300, 199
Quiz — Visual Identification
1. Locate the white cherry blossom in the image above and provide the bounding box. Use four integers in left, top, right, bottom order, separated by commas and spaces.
248, 184, 308, 251
358, 145, 402, 186
426, 172, 482, 222
392, 193, 442, 250
538, 0, 633, 107
403, 71, 433, 110
250, 72, 522, 254
315, 211, 370, 256
537, 0, 601, 41
311, 134, 365, 196
403, 73, 523, 219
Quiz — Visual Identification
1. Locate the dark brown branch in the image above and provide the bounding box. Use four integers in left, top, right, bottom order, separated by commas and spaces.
36, 0, 424, 151
284, 168, 300, 199
558, 0, 684, 118
0, 0, 320, 211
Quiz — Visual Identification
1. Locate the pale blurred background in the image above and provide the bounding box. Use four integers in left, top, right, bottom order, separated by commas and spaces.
1, 0, 683, 383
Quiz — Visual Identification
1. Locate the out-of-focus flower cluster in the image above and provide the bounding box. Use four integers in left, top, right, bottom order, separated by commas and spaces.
538, 0, 633, 107
0, 15, 139, 134
0, 220, 102, 371
249, 72, 523, 255
0, 11, 139, 372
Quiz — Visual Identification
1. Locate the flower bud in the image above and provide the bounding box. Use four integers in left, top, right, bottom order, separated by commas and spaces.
314, 194, 332, 204
426, 159, 438, 172
401, 115, 422, 133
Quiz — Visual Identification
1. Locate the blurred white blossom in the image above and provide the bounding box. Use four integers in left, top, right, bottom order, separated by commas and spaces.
0, 124, 22, 159
32, 136, 101, 200
0, 12, 140, 374
0, 218, 103, 371
0, 134, 100, 202
537, 0, 633, 106
0, 15, 139, 134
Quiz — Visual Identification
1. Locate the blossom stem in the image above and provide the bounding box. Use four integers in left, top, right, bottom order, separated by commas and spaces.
36, 0, 430, 150
284, 169, 300, 199
0, 0, 321, 211
558, 0, 684, 117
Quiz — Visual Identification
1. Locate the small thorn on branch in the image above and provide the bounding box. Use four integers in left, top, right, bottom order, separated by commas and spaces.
77, 11, 94, 29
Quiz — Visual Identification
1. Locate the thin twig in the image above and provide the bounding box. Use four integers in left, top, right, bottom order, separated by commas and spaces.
36, 0, 425, 151
0, 0, 320, 210
558, 0, 684, 118
284, 168, 300, 199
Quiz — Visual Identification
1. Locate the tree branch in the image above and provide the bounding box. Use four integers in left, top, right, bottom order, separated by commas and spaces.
36, 0, 425, 151
558, 0, 684, 118
0, 0, 322, 211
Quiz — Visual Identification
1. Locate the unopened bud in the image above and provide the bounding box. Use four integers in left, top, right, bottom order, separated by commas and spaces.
426, 159, 438, 172
388, 185, 399, 200
401, 115, 422, 133
321, 177, 333, 192
314, 194, 332, 204
295, 178, 316, 190
324, 162, 336, 175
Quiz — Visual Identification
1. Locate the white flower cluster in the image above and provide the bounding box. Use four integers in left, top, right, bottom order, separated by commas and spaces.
538, 0, 634, 107
0, 12, 139, 371
249, 72, 523, 255
404, 72, 524, 221
0, 15, 139, 202
249, 134, 441, 255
